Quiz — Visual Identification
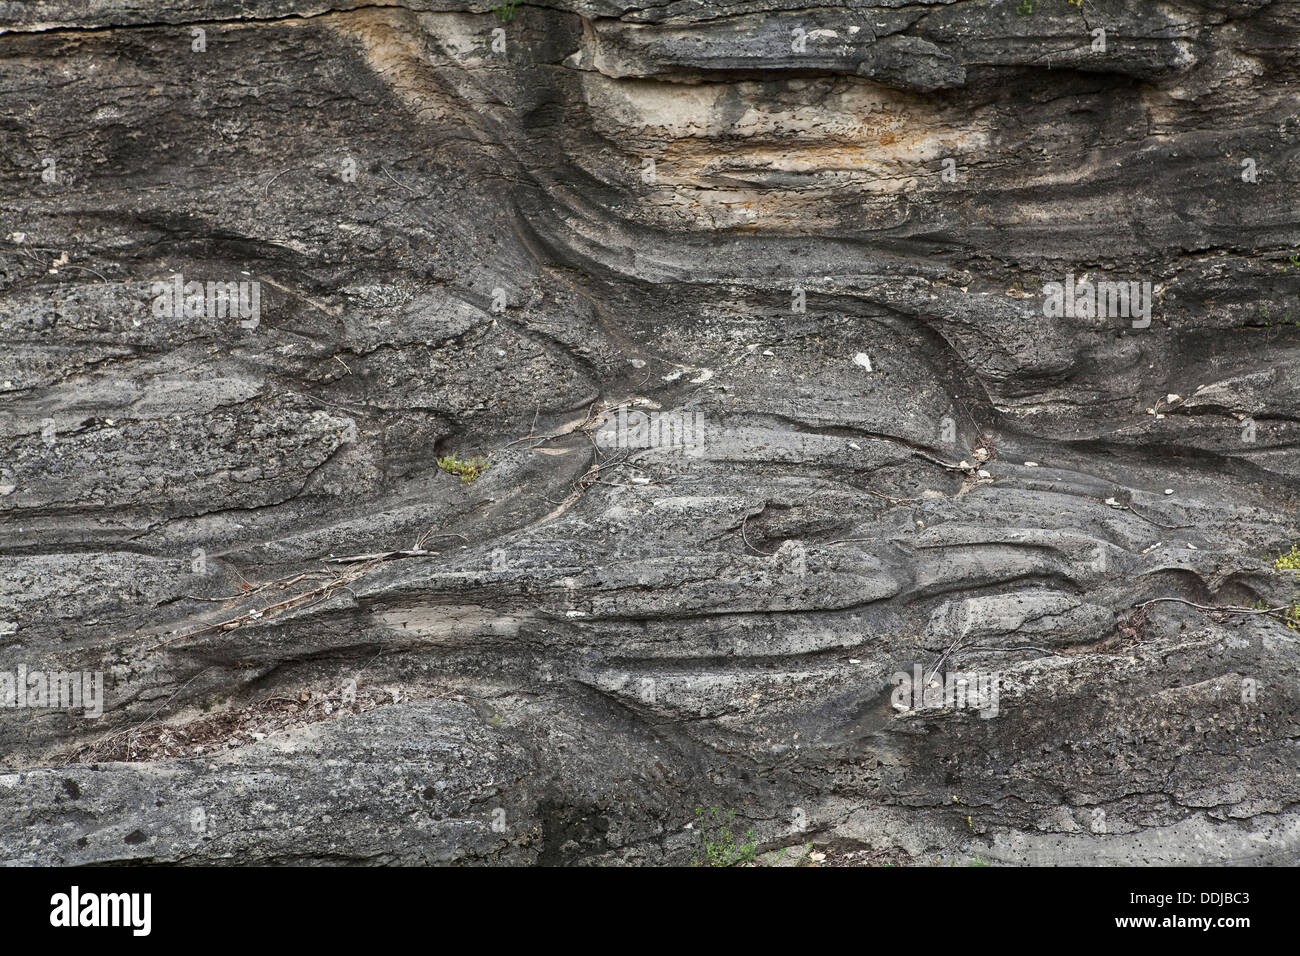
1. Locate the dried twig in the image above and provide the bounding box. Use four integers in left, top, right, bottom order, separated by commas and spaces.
506, 400, 641, 450
154, 526, 477, 649
1133, 597, 1292, 617
740, 511, 776, 556
1131, 597, 1299, 634
378, 164, 418, 196
171, 571, 324, 605
58, 264, 108, 282
323, 550, 435, 566
66, 667, 211, 766
151, 573, 361, 649
263, 165, 310, 197
964, 644, 1056, 656
866, 489, 926, 505
323, 543, 464, 566
506, 402, 600, 448
1124, 503, 1190, 530
412, 529, 470, 550
926, 633, 968, 686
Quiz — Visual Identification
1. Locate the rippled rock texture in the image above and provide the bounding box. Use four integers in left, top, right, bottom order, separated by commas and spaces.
1, 0, 1298, 865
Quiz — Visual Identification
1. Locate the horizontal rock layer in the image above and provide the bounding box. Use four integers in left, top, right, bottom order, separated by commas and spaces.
1, 0, 1298, 865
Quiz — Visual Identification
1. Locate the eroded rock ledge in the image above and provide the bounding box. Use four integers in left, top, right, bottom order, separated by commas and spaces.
1, 0, 1298, 865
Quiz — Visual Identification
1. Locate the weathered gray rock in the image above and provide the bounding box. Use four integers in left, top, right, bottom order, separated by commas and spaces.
1, 0, 1298, 865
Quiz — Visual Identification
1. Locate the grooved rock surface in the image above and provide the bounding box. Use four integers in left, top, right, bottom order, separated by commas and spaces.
1, 0, 1298, 865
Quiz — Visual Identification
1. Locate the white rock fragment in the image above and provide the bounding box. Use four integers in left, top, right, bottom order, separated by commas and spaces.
852, 352, 873, 371
1024, 461, 1040, 467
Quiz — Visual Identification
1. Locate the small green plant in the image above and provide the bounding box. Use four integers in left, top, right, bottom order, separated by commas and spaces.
1015, 0, 1036, 14
1253, 302, 1300, 328
968, 854, 993, 867
491, 0, 521, 22
694, 807, 757, 867
1274, 544, 1300, 572
437, 454, 489, 483
1264, 546, 1300, 631
766, 842, 813, 866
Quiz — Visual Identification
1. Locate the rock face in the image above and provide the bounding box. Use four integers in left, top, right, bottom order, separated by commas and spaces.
1, 0, 1298, 866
